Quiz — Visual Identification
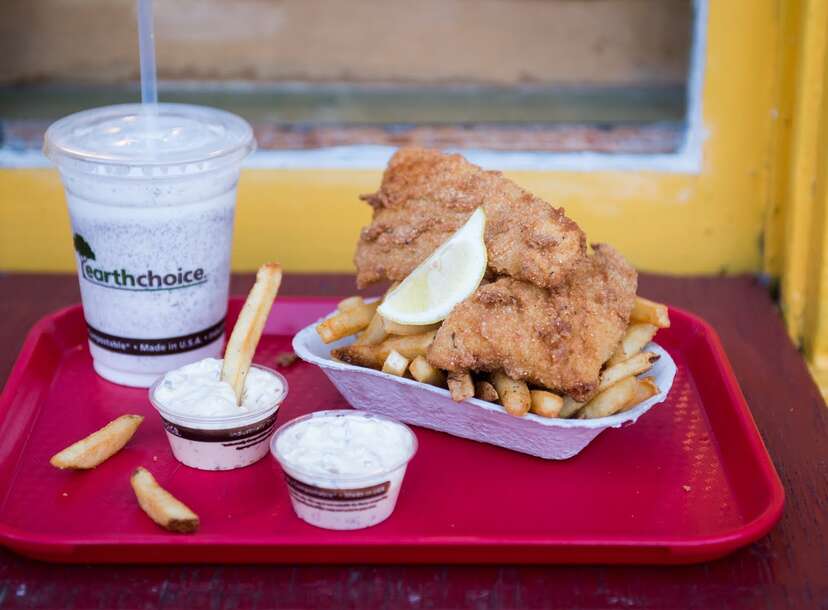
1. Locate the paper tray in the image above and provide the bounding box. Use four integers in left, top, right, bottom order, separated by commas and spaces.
293, 319, 676, 459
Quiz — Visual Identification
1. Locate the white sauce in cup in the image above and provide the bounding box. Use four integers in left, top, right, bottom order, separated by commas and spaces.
153, 357, 283, 417
271, 410, 417, 530
274, 413, 413, 478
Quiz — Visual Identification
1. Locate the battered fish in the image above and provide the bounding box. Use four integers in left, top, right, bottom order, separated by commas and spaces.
426, 244, 637, 401
355, 147, 586, 289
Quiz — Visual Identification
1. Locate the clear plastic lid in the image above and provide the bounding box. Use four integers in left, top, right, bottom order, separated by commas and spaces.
43, 103, 255, 176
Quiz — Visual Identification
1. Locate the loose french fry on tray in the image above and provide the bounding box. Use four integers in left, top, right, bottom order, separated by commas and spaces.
607, 323, 658, 367
598, 351, 660, 392
222, 263, 283, 403
316, 299, 379, 344
337, 295, 365, 312
382, 350, 410, 377
529, 390, 564, 418
131, 467, 199, 534
491, 371, 531, 417
619, 377, 660, 413
332, 330, 437, 369
409, 355, 446, 386
382, 318, 442, 336
577, 376, 640, 419
630, 296, 671, 328
50, 414, 143, 470
558, 397, 584, 419
474, 380, 499, 402
447, 371, 475, 402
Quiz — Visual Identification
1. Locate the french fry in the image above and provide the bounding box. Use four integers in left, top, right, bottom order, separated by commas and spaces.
409, 356, 446, 386
222, 263, 283, 403
354, 284, 398, 345
529, 390, 564, 418
332, 330, 437, 369
331, 344, 384, 369
619, 377, 660, 413
631, 296, 671, 328
447, 371, 475, 402
354, 310, 388, 345
491, 371, 531, 417
474, 380, 499, 402
337, 296, 364, 312
131, 467, 199, 534
577, 376, 640, 419
50, 414, 143, 470
316, 300, 379, 344
598, 351, 660, 392
382, 318, 442, 336
607, 323, 658, 366
382, 350, 410, 377
558, 397, 584, 419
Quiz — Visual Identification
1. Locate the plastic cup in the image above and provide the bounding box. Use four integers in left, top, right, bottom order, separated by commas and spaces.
271, 410, 418, 530
43, 103, 255, 387
149, 363, 287, 471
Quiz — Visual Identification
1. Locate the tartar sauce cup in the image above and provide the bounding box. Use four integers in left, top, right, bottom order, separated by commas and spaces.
149, 363, 288, 471
270, 410, 418, 530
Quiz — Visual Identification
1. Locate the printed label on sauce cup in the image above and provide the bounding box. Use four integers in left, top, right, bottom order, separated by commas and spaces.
284, 474, 391, 511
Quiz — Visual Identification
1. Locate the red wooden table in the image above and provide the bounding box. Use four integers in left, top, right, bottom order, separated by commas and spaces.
1, 272, 826, 610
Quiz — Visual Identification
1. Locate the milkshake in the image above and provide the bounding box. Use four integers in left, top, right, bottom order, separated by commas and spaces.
44, 104, 255, 386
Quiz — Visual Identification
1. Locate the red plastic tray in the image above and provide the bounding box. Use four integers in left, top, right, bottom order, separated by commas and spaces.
0, 297, 783, 564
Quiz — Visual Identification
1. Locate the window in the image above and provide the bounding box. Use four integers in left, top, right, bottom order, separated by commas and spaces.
0, 0, 697, 168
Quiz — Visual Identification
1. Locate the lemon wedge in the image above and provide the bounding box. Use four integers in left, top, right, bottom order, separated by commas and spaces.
378, 208, 487, 325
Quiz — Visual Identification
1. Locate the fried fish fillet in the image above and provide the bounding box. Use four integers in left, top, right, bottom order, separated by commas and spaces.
426, 244, 637, 401
355, 147, 586, 289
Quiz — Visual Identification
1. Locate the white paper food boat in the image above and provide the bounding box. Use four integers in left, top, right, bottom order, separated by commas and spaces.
292, 312, 677, 460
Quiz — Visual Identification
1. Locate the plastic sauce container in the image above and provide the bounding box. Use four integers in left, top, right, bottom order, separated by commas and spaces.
271, 410, 418, 530
149, 361, 287, 470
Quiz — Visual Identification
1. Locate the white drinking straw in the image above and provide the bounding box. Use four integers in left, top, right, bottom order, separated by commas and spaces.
137, 0, 158, 112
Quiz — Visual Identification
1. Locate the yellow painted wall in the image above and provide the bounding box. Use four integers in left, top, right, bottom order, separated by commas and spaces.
769, 0, 828, 400
0, 166, 767, 275
0, 1, 786, 275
